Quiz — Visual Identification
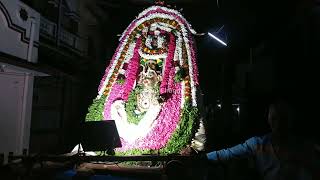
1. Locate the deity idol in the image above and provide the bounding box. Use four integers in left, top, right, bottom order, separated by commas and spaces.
86, 5, 203, 155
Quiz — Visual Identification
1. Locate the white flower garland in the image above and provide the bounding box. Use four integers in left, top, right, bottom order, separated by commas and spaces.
176, 33, 183, 66
145, 35, 152, 49
172, 34, 185, 109
182, 37, 197, 106
119, 42, 136, 76
181, 82, 185, 108
138, 48, 168, 59
158, 36, 165, 48
157, 23, 173, 32
97, 41, 136, 98
173, 37, 180, 66
119, 5, 197, 41
111, 100, 161, 143
120, 10, 193, 43
124, 42, 136, 63
158, 22, 176, 32
119, 69, 126, 75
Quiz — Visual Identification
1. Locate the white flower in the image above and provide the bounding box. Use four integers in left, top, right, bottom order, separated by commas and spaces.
138, 48, 167, 60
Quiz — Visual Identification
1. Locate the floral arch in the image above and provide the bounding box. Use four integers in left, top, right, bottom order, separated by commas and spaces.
86, 5, 201, 155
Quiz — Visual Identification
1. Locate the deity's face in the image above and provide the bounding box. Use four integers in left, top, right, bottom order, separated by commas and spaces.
147, 61, 157, 71
142, 78, 152, 87
151, 38, 158, 49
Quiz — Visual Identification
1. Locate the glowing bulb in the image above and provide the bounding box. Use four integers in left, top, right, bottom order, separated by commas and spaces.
208, 32, 227, 46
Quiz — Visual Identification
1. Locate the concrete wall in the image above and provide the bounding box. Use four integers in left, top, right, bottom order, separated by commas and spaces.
0, 63, 48, 161
0, 0, 46, 162
0, 66, 34, 162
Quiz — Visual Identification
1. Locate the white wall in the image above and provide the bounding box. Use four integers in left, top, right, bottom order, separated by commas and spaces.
0, 63, 48, 163
0, 0, 40, 62
0, 73, 25, 155
0, 73, 32, 163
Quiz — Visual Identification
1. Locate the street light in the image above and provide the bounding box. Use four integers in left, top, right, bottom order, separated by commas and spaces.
208, 32, 227, 46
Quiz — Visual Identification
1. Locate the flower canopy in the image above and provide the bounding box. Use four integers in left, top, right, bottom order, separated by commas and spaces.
86, 5, 200, 155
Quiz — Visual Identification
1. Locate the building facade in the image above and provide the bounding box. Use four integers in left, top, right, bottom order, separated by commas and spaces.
0, 0, 97, 160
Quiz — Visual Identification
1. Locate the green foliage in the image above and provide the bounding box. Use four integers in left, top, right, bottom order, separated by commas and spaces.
117, 78, 125, 85
157, 60, 163, 68
174, 68, 187, 82
159, 103, 198, 154
125, 86, 146, 125
85, 96, 106, 121
140, 58, 147, 66
115, 149, 156, 156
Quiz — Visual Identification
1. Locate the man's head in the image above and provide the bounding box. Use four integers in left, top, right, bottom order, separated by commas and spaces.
267, 99, 293, 136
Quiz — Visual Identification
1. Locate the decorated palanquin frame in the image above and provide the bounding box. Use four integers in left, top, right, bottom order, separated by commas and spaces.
86, 5, 200, 155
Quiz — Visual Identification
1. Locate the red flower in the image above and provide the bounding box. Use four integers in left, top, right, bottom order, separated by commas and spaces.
117, 74, 125, 80
122, 63, 128, 70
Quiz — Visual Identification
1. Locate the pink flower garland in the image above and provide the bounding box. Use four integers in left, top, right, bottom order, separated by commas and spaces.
160, 33, 175, 94
103, 83, 124, 120
121, 38, 142, 100
103, 39, 141, 119
188, 34, 199, 85
167, 63, 176, 91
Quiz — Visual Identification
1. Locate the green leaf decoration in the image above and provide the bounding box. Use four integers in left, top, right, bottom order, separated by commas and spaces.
85, 96, 106, 121
125, 86, 146, 125
159, 103, 198, 154
117, 78, 125, 85
174, 67, 187, 83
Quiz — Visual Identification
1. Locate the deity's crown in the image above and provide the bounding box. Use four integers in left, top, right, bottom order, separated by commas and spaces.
154, 0, 165, 6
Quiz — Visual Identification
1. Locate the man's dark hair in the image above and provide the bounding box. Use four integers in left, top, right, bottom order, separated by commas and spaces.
269, 97, 296, 132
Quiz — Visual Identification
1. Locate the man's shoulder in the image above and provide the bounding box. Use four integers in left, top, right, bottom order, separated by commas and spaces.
246, 133, 272, 146
252, 133, 271, 145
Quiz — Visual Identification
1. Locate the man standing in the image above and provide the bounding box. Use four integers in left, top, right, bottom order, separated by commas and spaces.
205, 100, 319, 180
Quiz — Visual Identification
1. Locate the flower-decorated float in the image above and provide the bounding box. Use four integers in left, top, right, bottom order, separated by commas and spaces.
85, 2, 205, 155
